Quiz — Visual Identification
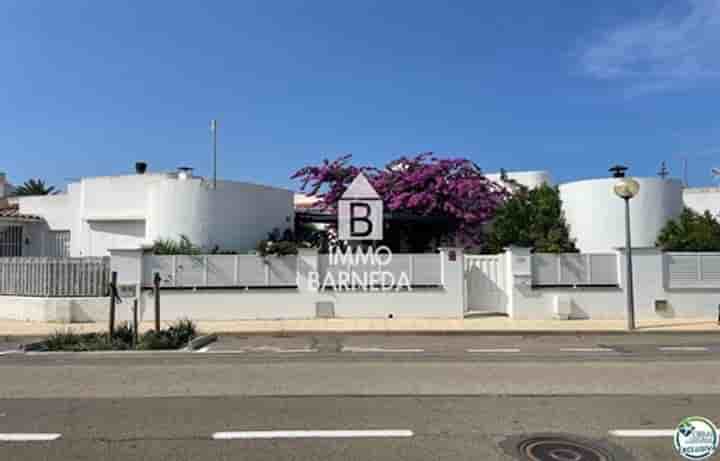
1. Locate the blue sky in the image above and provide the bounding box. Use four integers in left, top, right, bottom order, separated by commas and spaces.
2, 0, 720, 191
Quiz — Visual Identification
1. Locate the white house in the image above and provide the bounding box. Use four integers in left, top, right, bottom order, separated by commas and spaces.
6, 166, 294, 257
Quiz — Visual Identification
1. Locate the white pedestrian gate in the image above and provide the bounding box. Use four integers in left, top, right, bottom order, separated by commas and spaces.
464, 254, 508, 314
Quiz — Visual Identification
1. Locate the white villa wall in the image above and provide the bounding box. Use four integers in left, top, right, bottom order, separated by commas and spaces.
560, 178, 683, 252
683, 187, 720, 218
485, 170, 552, 189
507, 248, 720, 320
88, 220, 146, 256
14, 172, 294, 257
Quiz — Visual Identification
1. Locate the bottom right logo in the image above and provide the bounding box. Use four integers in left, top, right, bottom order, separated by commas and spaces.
674, 417, 719, 460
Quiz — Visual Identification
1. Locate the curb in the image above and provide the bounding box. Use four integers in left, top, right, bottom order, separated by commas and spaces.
185, 334, 218, 351
213, 329, 720, 336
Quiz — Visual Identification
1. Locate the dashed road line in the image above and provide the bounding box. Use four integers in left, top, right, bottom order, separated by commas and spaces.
608, 429, 674, 438
658, 346, 710, 352
212, 429, 414, 440
342, 347, 425, 353
466, 348, 521, 353
0, 433, 62, 442
247, 347, 317, 353
559, 347, 616, 353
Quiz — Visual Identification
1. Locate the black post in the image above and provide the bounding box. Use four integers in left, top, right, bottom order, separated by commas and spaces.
624, 197, 636, 331
132, 299, 139, 347
109, 271, 118, 335
717, 304, 720, 325
153, 272, 161, 332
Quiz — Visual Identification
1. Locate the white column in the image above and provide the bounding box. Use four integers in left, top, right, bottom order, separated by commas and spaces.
438, 247, 464, 318
504, 246, 532, 319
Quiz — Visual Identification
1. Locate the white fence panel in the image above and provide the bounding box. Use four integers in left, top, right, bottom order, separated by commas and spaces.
532, 253, 618, 286
666, 253, 720, 288
317, 253, 441, 287
0, 257, 110, 297
143, 254, 298, 288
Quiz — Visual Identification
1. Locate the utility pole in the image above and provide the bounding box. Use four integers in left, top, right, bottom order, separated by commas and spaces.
211, 119, 218, 189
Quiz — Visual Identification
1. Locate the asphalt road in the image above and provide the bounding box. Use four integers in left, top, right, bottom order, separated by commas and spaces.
0, 333, 718, 460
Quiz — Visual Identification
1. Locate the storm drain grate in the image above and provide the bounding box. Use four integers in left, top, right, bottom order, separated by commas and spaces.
500, 433, 634, 461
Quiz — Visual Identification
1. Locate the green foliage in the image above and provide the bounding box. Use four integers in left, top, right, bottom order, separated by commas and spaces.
13, 178, 57, 196
656, 207, 720, 251
483, 184, 577, 253
41, 320, 197, 351
255, 228, 308, 257
152, 234, 201, 255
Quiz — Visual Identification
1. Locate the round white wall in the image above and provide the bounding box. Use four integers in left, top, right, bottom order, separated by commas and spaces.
146, 179, 213, 248
559, 177, 683, 252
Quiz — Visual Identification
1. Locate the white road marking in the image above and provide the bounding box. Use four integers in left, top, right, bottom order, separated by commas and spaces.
342, 347, 425, 353
658, 346, 709, 352
0, 350, 20, 355
0, 433, 62, 442
608, 429, 674, 438
204, 350, 246, 354
559, 348, 616, 353
195, 346, 210, 353
212, 430, 414, 440
247, 347, 317, 353
466, 348, 521, 353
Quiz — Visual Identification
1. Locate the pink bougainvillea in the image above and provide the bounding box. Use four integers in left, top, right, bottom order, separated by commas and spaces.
292, 153, 508, 246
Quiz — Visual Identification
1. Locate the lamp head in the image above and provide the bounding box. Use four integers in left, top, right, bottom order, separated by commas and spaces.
614, 177, 640, 199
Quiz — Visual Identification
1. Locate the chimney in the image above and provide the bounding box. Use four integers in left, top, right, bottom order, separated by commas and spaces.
135, 162, 148, 174
177, 167, 194, 181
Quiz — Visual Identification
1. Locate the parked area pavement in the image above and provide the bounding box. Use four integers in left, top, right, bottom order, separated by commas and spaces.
0, 317, 718, 338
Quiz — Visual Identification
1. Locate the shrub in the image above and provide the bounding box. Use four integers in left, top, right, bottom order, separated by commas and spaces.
40, 320, 197, 351
152, 235, 201, 255
483, 183, 577, 254
255, 228, 308, 257
656, 207, 720, 251
137, 319, 197, 350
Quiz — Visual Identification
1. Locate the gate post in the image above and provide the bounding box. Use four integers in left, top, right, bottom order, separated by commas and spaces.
439, 247, 464, 318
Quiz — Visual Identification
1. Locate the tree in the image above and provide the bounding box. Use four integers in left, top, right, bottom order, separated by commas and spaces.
13, 179, 57, 196
292, 153, 508, 249
483, 183, 577, 253
656, 207, 720, 251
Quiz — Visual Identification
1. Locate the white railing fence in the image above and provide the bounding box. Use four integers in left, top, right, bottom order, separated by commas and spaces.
143, 253, 443, 289
317, 253, 442, 287
0, 257, 110, 297
143, 255, 298, 288
532, 253, 619, 286
665, 253, 720, 289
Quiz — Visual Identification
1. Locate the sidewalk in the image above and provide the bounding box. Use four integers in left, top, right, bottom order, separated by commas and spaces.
0, 317, 718, 336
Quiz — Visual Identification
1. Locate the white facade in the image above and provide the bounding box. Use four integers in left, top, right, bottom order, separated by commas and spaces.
485, 170, 552, 189
14, 171, 294, 257
560, 177, 684, 252
683, 187, 720, 218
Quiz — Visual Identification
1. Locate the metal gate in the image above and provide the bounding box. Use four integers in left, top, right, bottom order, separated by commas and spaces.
464, 254, 508, 314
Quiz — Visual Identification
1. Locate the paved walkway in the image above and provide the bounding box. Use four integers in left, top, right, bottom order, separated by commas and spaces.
0, 317, 718, 336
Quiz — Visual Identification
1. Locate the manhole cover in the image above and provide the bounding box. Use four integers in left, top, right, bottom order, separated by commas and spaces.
500, 433, 634, 461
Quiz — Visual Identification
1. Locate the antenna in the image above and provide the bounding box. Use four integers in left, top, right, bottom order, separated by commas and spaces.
210, 119, 218, 189
683, 157, 688, 187
657, 161, 669, 179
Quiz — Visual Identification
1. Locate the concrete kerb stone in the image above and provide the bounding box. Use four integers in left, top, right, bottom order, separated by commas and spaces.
184, 334, 218, 351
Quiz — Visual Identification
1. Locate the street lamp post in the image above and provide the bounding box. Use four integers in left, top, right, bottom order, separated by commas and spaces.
612, 173, 640, 331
